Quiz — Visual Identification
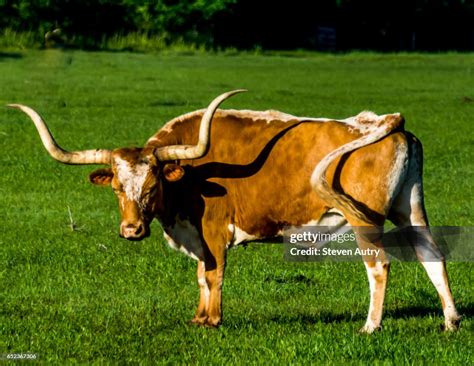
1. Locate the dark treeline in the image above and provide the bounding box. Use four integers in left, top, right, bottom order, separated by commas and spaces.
1, 0, 473, 51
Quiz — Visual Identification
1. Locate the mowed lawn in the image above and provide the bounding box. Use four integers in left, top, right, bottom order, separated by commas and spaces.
0, 50, 473, 364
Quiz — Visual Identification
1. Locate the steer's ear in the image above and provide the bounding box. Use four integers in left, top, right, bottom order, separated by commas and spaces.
89, 168, 114, 186
163, 163, 185, 182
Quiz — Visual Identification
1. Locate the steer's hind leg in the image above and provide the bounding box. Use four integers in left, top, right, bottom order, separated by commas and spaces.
417, 251, 460, 331
389, 134, 460, 330
350, 223, 390, 333
390, 194, 460, 330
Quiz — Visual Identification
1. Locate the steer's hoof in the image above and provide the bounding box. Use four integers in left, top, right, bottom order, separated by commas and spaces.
359, 323, 381, 334
444, 316, 461, 332
190, 315, 221, 328
205, 316, 222, 328
190, 316, 208, 326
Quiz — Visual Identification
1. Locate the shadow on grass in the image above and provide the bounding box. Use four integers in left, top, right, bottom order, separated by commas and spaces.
266, 311, 365, 325
229, 304, 474, 328
149, 99, 187, 107
152, 303, 473, 331
385, 305, 442, 319
267, 305, 473, 325
264, 273, 314, 284
386, 304, 473, 319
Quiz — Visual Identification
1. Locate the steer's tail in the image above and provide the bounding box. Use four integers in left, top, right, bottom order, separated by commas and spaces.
310, 113, 405, 224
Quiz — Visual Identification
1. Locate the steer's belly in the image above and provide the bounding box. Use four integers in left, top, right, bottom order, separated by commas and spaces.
227, 209, 348, 248
162, 210, 348, 259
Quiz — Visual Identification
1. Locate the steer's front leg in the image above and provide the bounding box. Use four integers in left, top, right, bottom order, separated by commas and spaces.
191, 245, 226, 327
190, 222, 229, 327
203, 247, 226, 327
191, 260, 210, 325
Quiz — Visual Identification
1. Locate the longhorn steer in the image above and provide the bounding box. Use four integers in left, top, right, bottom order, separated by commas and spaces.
8, 90, 460, 332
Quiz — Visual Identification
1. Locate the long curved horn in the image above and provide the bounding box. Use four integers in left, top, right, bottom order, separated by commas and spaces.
154, 89, 247, 161
8, 104, 112, 165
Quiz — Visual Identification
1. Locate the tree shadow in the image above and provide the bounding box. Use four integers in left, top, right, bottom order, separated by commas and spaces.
0, 52, 23, 61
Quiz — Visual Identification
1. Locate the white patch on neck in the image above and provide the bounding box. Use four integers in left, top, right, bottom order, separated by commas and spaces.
115, 158, 150, 202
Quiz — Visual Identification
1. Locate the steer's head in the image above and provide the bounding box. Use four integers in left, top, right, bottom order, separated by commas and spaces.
88, 149, 186, 240
89, 149, 161, 240
9, 90, 245, 241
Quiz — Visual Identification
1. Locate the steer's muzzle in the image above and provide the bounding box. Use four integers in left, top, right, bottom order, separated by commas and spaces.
120, 221, 150, 241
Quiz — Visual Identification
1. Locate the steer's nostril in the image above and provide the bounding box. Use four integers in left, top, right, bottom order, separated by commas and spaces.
135, 225, 144, 235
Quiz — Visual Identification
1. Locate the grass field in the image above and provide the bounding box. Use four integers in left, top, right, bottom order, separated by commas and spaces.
0, 50, 473, 364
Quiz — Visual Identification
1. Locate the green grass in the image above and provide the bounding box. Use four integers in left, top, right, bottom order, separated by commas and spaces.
0, 50, 473, 364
